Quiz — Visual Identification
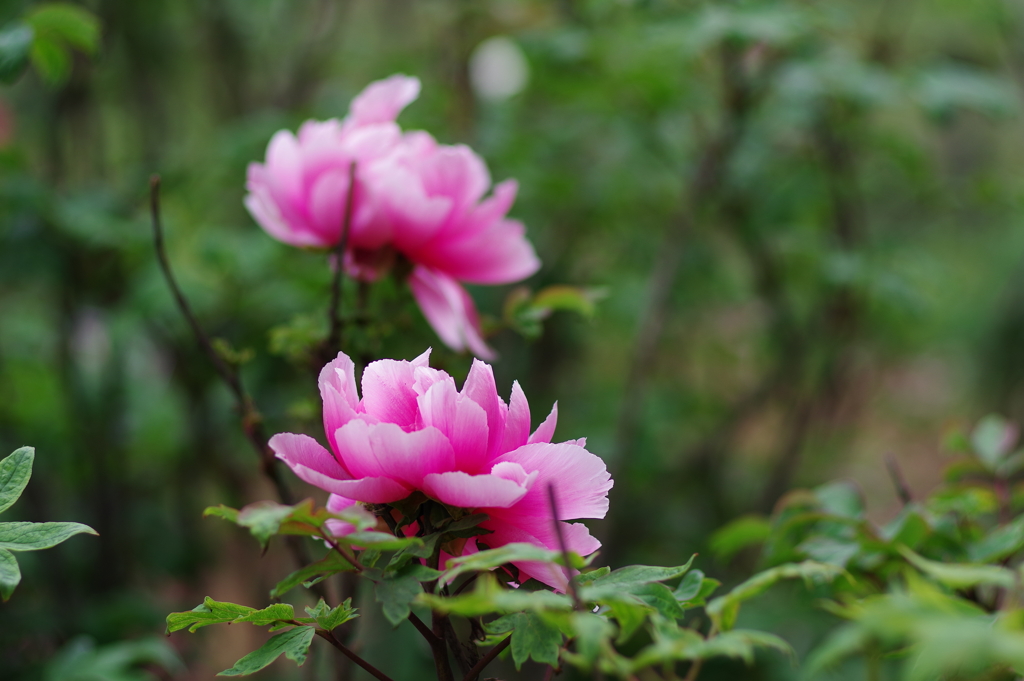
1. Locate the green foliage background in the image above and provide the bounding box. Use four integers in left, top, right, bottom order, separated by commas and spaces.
3, 0, 1024, 678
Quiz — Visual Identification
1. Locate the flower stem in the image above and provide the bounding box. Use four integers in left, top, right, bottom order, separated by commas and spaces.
315, 629, 395, 681
325, 161, 357, 358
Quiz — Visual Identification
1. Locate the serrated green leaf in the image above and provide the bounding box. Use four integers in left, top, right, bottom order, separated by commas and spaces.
304, 598, 357, 631
899, 546, 1015, 590
29, 36, 69, 85
487, 612, 562, 669
375, 563, 440, 626
0, 521, 97, 551
166, 598, 295, 634
710, 516, 772, 562
387, 533, 438, 570
0, 447, 34, 515
0, 24, 33, 84
707, 562, 844, 631
25, 4, 99, 54
0, 548, 21, 601
270, 550, 355, 598
217, 626, 315, 676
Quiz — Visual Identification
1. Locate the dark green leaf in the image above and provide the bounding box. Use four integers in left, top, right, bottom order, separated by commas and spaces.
0, 548, 20, 601
0, 521, 97, 551
218, 626, 315, 676
340, 531, 421, 551
607, 599, 648, 643
586, 555, 695, 590
568, 612, 613, 665
0, 24, 33, 84
487, 612, 562, 669
270, 551, 355, 598
440, 542, 582, 585
0, 447, 34, 515
375, 563, 440, 626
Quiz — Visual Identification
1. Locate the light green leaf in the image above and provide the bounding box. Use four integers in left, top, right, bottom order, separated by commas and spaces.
29, 36, 69, 85
899, 546, 1015, 590
218, 626, 315, 676
707, 562, 844, 630
710, 516, 772, 562
0, 521, 97, 551
339, 531, 421, 551
0, 447, 34, 515
419, 573, 572, 617
25, 4, 100, 54
0, 24, 33, 84
568, 612, 614, 665
166, 597, 294, 634
0, 548, 21, 601
304, 598, 357, 631
970, 516, 1024, 563
440, 542, 582, 585
970, 414, 1017, 470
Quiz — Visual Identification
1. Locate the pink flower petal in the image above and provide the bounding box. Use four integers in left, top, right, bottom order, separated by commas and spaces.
308, 168, 354, 244
368, 423, 456, 487
528, 402, 558, 444
423, 218, 540, 285
494, 442, 612, 520
499, 381, 531, 454
421, 471, 530, 509
270, 432, 349, 480
417, 377, 490, 473
360, 358, 421, 429
408, 267, 495, 360
325, 494, 359, 537
462, 357, 508, 459
477, 514, 600, 590
329, 476, 411, 504
348, 74, 421, 127
333, 419, 385, 479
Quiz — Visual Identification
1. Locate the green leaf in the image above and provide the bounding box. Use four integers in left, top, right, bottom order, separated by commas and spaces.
623, 582, 685, 620
710, 516, 772, 562
0, 548, 21, 601
970, 516, 1024, 563
25, 4, 100, 54
375, 563, 440, 626
0, 24, 32, 84
698, 629, 794, 665
487, 612, 562, 669
440, 542, 582, 585
304, 598, 357, 631
203, 505, 239, 523
898, 546, 1016, 590
340, 531, 422, 551
674, 570, 705, 602
707, 562, 844, 631
0, 447, 34, 515
585, 555, 695, 590
29, 36, 69, 85
814, 481, 864, 519
270, 551, 355, 598
218, 626, 315, 676
166, 597, 294, 634
0, 521, 97, 551
568, 612, 614, 665
420, 573, 572, 617
207, 499, 375, 548
607, 600, 648, 643
970, 414, 1017, 470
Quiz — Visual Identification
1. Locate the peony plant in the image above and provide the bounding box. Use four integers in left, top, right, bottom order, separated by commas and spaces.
245, 75, 540, 358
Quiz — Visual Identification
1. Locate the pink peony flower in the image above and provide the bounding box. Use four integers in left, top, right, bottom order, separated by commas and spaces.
270, 349, 613, 588
245, 75, 540, 359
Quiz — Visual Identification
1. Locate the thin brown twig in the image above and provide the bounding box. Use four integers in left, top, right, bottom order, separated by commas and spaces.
315, 629, 395, 681
319, 531, 363, 573
885, 454, 912, 506
462, 636, 510, 681
409, 612, 442, 645
149, 176, 295, 506
324, 161, 357, 357
547, 483, 585, 611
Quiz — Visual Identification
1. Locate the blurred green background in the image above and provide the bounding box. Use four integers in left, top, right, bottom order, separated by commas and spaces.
3, 0, 1024, 678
